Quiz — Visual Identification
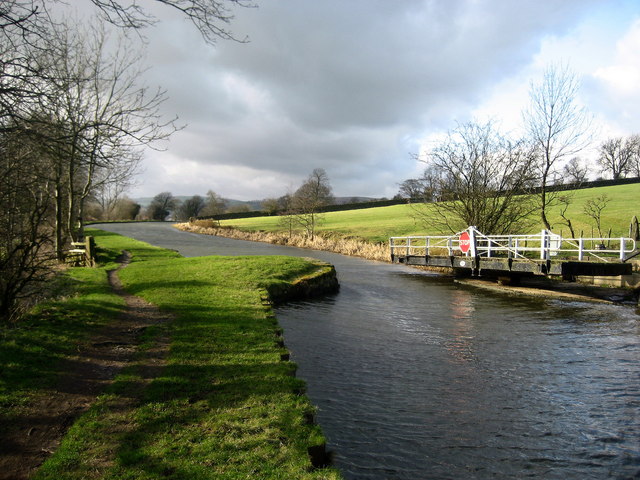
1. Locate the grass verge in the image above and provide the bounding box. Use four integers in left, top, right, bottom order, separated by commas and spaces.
1, 229, 341, 479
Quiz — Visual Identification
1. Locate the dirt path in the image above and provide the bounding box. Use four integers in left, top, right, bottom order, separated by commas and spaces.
0, 252, 172, 480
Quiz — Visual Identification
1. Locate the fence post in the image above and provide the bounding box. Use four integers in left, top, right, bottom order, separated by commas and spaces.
426, 237, 430, 257
406, 237, 411, 257
578, 238, 584, 261
469, 226, 477, 258
85, 236, 95, 267
620, 237, 625, 261
540, 230, 547, 260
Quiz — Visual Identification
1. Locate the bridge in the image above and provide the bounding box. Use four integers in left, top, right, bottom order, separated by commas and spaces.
390, 227, 637, 280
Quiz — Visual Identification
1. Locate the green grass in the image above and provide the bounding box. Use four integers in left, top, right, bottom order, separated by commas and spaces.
0, 267, 125, 414
1, 229, 340, 479
222, 183, 640, 242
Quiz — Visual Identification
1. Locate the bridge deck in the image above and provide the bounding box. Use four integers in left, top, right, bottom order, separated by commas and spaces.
392, 253, 633, 279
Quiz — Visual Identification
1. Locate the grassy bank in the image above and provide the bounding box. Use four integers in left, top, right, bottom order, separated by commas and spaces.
221, 183, 640, 242
1, 229, 341, 479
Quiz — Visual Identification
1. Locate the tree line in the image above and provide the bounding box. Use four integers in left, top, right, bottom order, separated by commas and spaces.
395, 64, 639, 235
156, 168, 336, 240
0, 0, 249, 321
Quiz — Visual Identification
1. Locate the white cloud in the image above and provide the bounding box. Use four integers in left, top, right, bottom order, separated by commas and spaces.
590, 19, 640, 136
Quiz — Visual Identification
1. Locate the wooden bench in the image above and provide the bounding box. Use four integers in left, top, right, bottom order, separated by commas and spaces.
66, 236, 96, 267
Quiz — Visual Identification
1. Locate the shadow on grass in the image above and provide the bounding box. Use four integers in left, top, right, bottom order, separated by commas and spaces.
109, 357, 309, 479
0, 297, 125, 409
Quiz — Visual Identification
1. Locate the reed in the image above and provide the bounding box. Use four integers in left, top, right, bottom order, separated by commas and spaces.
178, 221, 391, 262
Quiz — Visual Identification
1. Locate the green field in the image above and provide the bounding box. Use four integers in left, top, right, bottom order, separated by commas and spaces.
222, 184, 640, 243
2, 230, 341, 479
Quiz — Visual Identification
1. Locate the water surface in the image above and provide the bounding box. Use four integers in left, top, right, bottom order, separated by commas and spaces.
94, 223, 640, 479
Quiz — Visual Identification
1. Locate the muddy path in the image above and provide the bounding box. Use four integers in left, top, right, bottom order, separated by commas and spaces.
0, 252, 172, 480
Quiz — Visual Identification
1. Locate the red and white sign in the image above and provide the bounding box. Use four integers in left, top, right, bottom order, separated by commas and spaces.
459, 231, 471, 253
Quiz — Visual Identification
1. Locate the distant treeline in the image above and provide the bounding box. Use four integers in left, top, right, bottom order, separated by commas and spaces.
544, 176, 640, 193
199, 176, 639, 221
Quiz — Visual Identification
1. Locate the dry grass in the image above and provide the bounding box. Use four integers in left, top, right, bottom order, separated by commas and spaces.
177, 221, 391, 262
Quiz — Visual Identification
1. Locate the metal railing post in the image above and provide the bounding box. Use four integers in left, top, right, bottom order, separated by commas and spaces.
578, 238, 584, 261
406, 237, 411, 256
620, 237, 625, 261
469, 226, 477, 257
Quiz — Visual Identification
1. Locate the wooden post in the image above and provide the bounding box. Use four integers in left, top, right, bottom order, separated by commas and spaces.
85, 236, 95, 267
630, 216, 639, 241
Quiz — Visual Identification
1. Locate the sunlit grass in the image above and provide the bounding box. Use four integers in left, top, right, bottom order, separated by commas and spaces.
222, 183, 640, 241
1, 229, 340, 479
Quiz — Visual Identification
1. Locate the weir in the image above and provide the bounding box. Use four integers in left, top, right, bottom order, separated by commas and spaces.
390, 226, 636, 280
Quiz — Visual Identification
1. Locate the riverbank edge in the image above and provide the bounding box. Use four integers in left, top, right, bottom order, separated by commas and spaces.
265, 261, 340, 305
175, 222, 640, 307
176, 221, 390, 262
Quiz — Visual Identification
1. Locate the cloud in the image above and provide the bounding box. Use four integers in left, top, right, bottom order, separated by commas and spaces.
123, 0, 629, 200
590, 18, 640, 136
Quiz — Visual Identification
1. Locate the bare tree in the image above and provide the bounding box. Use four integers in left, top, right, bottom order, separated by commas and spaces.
556, 194, 577, 238
147, 191, 179, 220
414, 121, 538, 235
261, 197, 280, 215
1, 1, 252, 44
177, 195, 205, 220
583, 194, 610, 238
91, 153, 140, 221
291, 168, 334, 240
524, 64, 592, 230
0, 127, 54, 320
630, 134, 640, 177
397, 178, 427, 202
597, 136, 636, 179
200, 189, 227, 217
397, 165, 444, 203
111, 196, 141, 220
562, 157, 588, 184
87, 0, 253, 44
40, 21, 176, 245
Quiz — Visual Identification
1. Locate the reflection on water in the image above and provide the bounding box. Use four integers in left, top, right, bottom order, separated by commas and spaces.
277, 271, 640, 480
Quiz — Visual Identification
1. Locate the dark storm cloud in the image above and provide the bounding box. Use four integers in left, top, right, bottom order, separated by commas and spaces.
139, 0, 604, 198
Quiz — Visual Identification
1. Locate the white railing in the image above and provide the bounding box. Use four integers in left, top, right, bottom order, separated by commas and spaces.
390, 227, 637, 263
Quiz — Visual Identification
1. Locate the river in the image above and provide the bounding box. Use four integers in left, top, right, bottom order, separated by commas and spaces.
93, 222, 640, 479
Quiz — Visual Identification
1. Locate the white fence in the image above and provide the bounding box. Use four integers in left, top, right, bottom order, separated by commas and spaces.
390, 227, 637, 263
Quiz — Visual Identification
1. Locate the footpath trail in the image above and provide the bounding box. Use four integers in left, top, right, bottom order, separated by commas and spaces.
0, 252, 172, 480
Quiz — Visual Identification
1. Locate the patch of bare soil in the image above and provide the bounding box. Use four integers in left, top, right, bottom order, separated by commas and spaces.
0, 252, 172, 480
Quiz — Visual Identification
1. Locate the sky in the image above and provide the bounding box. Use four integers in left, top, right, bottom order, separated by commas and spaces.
67, 1, 640, 201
